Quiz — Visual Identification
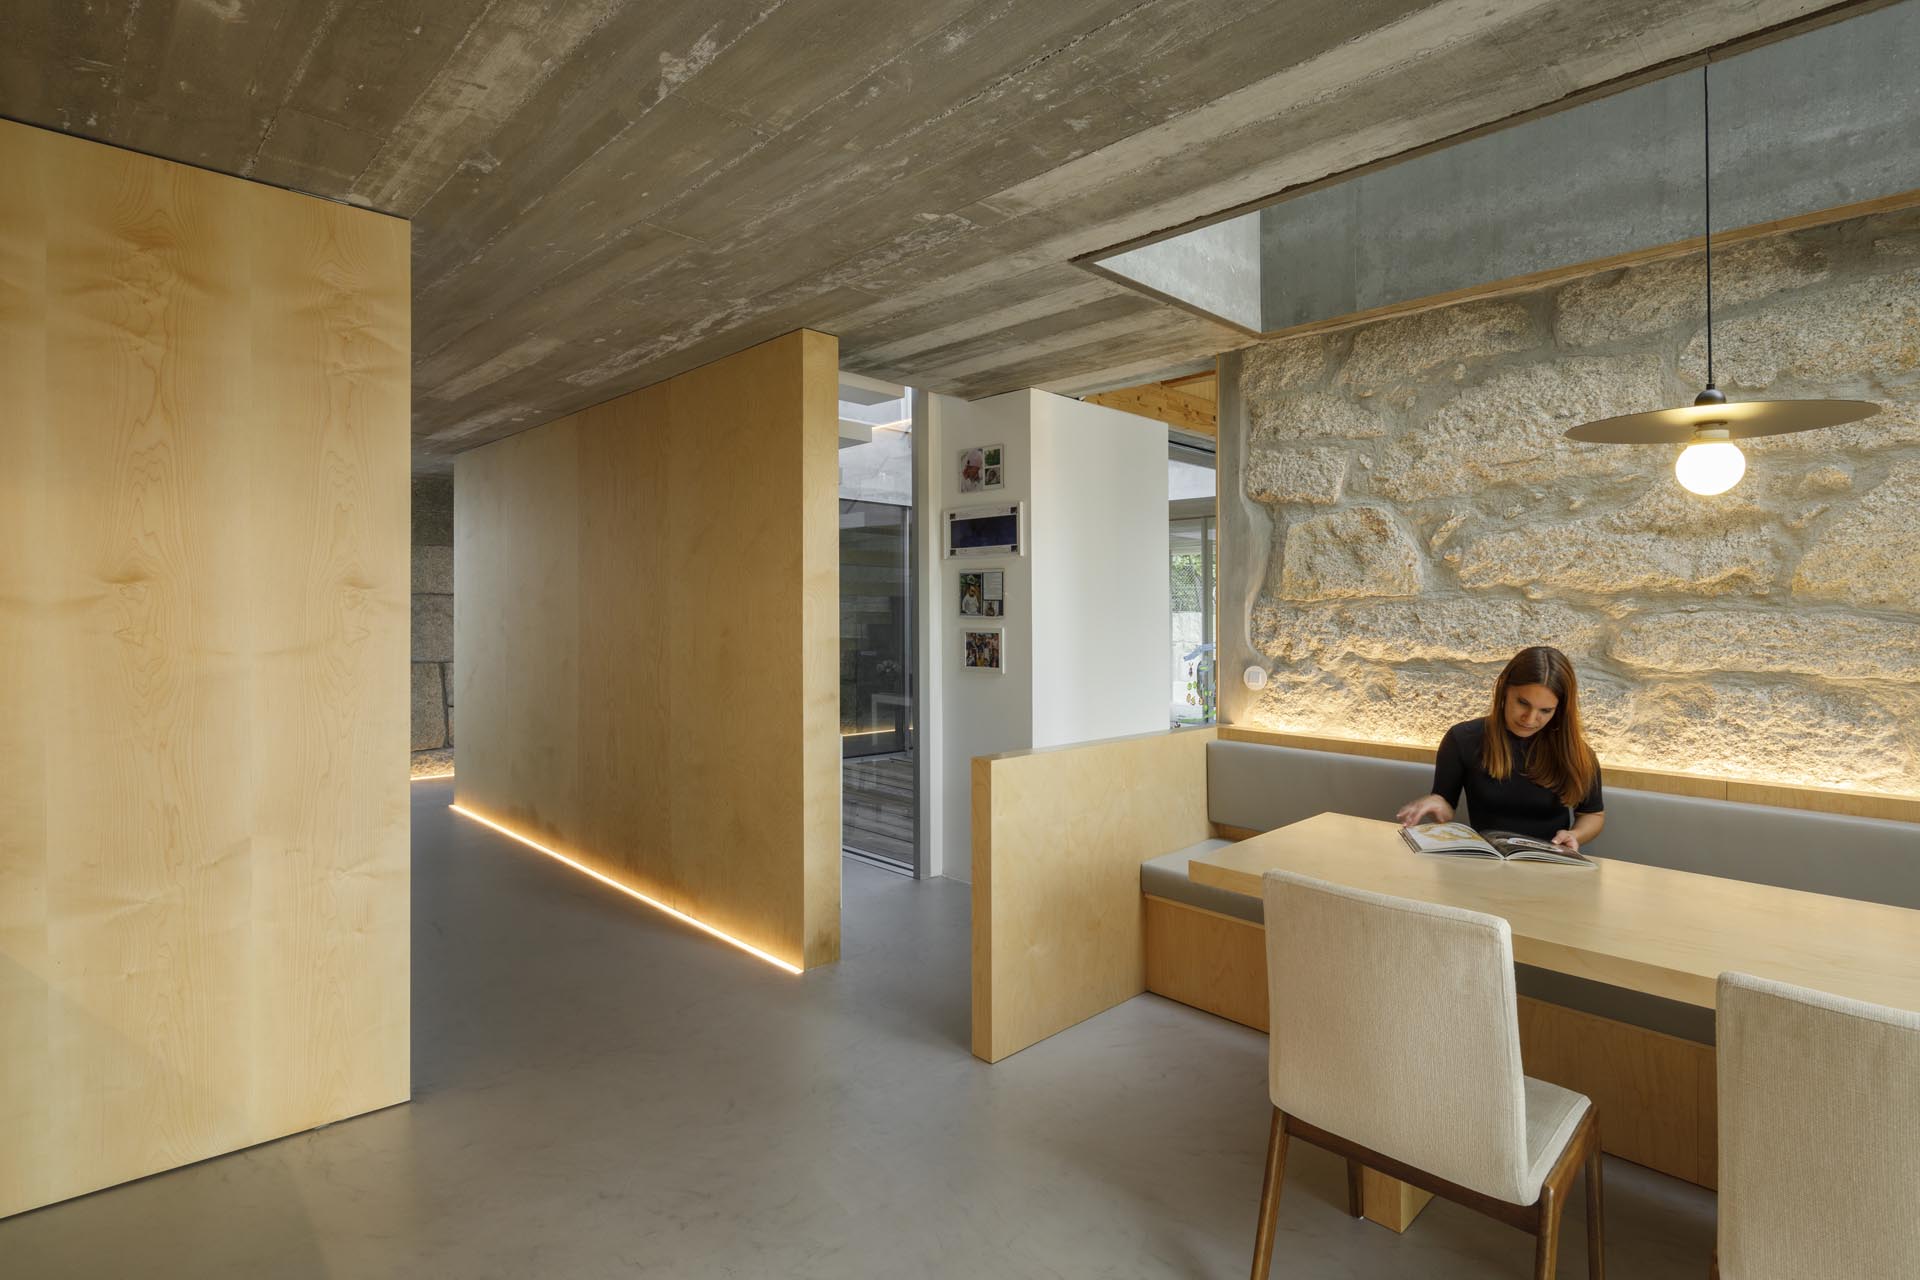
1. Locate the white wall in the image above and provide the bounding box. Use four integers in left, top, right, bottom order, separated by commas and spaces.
924, 389, 1170, 882
1030, 393, 1170, 748
929, 391, 1034, 879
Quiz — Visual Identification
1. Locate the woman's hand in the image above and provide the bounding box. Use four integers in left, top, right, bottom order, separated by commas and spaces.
1397, 794, 1453, 828
1551, 830, 1580, 853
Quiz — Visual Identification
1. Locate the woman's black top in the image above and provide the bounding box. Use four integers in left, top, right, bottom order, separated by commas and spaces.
1431, 718, 1603, 841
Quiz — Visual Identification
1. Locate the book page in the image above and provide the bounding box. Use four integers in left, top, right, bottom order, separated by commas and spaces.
1485, 831, 1594, 867
1400, 822, 1499, 857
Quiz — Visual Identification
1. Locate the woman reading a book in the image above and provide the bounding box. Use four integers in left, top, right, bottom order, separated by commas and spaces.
1395, 645, 1605, 852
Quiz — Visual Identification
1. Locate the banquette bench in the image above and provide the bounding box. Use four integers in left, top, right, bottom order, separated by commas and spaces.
1138, 736, 1920, 1187
970, 725, 1919, 1192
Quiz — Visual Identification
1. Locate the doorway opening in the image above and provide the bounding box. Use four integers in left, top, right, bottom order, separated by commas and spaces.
839, 377, 917, 874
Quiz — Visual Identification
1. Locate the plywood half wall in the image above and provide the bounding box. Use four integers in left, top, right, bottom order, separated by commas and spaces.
0, 120, 411, 1219
454, 329, 840, 970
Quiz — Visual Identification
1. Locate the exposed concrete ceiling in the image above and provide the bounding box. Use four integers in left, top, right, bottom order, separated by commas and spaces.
0, 0, 1861, 469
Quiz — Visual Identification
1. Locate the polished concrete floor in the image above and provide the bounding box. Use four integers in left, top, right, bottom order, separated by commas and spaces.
3, 778, 1716, 1278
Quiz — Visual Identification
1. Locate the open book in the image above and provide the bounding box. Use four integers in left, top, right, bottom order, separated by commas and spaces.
1400, 822, 1594, 868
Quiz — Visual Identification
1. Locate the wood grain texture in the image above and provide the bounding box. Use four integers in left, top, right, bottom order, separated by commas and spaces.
1191, 812, 1920, 1013
0, 119, 410, 1220
1725, 779, 1920, 825
1165, 370, 1217, 402
1361, 1168, 1435, 1234
1217, 724, 1916, 818
454, 329, 840, 971
1082, 378, 1217, 436
1143, 896, 1267, 1032
1518, 996, 1714, 1186
1696, 1052, 1719, 1190
971, 728, 1214, 1062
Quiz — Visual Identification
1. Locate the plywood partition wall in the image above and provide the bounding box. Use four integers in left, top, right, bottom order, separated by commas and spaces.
972, 728, 1215, 1062
0, 121, 411, 1219
455, 329, 840, 970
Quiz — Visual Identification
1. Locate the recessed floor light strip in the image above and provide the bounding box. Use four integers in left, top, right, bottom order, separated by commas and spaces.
447, 804, 802, 975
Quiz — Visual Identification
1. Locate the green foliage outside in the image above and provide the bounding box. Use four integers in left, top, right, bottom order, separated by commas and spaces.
1171, 551, 1204, 612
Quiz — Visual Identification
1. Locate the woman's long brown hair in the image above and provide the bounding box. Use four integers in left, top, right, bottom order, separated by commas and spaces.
1482, 646, 1598, 807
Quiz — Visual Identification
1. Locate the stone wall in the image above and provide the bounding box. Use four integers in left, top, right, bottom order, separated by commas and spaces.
1222, 208, 1920, 795
412, 475, 455, 777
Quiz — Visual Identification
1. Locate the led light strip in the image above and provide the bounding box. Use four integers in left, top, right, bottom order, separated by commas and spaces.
448, 804, 802, 975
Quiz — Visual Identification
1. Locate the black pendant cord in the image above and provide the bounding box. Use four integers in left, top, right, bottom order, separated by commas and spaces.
1703, 63, 1715, 391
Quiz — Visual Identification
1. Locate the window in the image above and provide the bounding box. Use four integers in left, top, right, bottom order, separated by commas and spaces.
1169, 440, 1216, 727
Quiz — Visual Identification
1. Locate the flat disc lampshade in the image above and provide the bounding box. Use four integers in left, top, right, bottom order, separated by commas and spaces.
1566, 397, 1879, 444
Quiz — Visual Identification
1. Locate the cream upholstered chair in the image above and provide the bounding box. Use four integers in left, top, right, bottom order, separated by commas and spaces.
1715, 972, 1920, 1280
1250, 870, 1603, 1279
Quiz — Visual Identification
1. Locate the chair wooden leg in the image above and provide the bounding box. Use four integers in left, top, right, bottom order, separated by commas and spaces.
1250, 1108, 1290, 1280
1534, 1180, 1564, 1280
1584, 1136, 1605, 1280
1345, 1158, 1365, 1218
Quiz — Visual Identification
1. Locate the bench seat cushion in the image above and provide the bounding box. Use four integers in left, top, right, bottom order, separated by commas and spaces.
1140, 840, 1260, 923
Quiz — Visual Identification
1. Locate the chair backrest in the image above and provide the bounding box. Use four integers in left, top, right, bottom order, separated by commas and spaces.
1263, 869, 1534, 1204
1717, 972, 1920, 1280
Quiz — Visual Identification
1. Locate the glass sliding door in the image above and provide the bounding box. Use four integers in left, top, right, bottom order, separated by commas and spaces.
838, 381, 917, 872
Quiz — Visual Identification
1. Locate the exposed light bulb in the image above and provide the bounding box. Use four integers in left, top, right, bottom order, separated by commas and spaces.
1675, 430, 1745, 496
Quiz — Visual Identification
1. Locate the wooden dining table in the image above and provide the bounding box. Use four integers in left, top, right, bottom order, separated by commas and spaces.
1187, 811, 1920, 1230
1189, 811, 1920, 1014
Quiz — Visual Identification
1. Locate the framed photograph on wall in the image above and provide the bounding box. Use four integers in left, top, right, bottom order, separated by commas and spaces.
958, 444, 1005, 493
961, 628, 1006, 674
957, 569, 1005, 619
945, 502, 1023, 557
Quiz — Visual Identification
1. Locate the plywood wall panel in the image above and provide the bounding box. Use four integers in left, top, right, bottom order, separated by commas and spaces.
576, 384, 670, 889
456, 329, 839, 970
972, 728, 1216, 1062
243, 180, 411, 1137
0, 120, 410, 1220
0, 117, 55, 1220
796, 331, 841, 968
664, 343, 808, 953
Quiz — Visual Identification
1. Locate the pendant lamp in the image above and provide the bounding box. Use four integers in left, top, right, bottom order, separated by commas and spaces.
1564, 63, 1878, 495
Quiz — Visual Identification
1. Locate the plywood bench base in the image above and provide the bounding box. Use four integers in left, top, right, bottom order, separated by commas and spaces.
1144, 894, 1269, 1031
1144, 893, 1718, 1189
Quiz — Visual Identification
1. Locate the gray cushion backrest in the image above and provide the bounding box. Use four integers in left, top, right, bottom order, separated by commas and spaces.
1594, 786, 1920, 909
1208, 738, 1918, 911
1209, 739, 1433, 833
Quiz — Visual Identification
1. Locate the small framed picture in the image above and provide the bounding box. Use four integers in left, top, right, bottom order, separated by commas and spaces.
957, 569, 1005, 619
959, 444, 1006, 493
945, 502, 1023, 558
962, 628, 1005, 674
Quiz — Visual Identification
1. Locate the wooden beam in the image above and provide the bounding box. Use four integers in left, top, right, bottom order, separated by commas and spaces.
1164, 370, 1218, 402
1083, 377, 1218, 436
